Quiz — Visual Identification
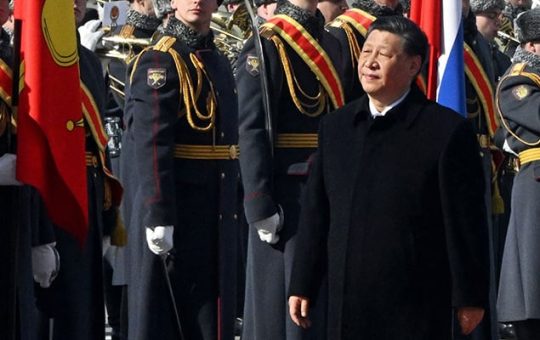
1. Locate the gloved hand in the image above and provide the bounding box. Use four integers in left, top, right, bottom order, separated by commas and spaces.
252, 206, 284, 245
32, 242, 60, 288
0, 153, 22, 186
145, 226, 174, 255
78, 19, 105, 52
503, 139, 518, 156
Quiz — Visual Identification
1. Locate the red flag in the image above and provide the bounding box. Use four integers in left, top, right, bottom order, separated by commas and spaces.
15, 0, 88, 244
410, 0, 441, 100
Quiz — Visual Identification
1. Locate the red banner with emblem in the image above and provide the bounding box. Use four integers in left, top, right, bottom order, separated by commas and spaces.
15, 0, 88, 244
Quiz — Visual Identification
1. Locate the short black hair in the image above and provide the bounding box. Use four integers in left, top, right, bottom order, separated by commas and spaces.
366, 16, 428, 66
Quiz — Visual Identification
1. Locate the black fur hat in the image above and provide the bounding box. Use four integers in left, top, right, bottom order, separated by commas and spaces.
515, 8, 540, 43
470, 0, 505, 13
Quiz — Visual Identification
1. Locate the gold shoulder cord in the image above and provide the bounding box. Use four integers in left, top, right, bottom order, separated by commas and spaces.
340, 23, 361, 71
496, 63, 540, 146
266, 32, 326, 117
128, 37, 217, 132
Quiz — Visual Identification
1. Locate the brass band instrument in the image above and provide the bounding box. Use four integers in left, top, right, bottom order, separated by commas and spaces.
211, 5, 252, 69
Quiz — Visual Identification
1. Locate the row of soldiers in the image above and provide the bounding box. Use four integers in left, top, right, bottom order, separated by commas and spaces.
0, 0, 539, 339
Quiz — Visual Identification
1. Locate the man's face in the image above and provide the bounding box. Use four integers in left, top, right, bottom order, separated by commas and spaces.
0, 0, 9, 25
140, 0, 156, 16
317, 0, 348, 23
358, 30, 420, 104
475, 9, 502, 41
172, 0, 218, 33
74, 0, 87, 25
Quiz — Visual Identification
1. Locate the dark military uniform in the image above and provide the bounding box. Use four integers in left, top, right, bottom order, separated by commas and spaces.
34, 43, 121, 340
496, 47, 540, 328
236, 2, 344, 339
107, 9, 161, 115
0, 26, 18, 340
120, 16, 239, 340
102, 11, 161, 339
326, 0, 403, 102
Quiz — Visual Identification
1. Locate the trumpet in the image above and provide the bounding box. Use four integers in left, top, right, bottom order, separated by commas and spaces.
497, 30, 520, 44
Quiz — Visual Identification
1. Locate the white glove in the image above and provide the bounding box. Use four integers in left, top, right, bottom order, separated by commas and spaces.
145, 226, 174, 255
78, 19, 105, 51
0, 153, 22, 186
252, 206, 284, 245
32, 242, 60, 288
503, 139, 518, 156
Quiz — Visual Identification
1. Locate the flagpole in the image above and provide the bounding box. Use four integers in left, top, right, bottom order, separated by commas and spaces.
5, 17, 22, 340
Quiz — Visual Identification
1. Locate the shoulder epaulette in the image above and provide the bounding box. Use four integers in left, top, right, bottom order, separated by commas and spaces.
509, 62, 540, 87
129, 36, 177, 83
153, 36, 177, 52
328, 18, 346, 28
119, 24, 135, 38
510, 62, 527, 76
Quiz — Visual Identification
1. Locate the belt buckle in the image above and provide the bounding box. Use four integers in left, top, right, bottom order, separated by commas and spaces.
229, 145, 238, 160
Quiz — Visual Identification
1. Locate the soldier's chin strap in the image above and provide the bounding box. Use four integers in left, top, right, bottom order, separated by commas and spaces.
243, 0, 274, 161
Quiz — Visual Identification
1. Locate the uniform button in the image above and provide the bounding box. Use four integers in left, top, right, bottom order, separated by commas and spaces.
233, 88, 237, 94
216, 90, 220, 97
220, 132, 225, 139
233, 214, 238, 220
219, 214, 223, 221
221, 173, 226, 179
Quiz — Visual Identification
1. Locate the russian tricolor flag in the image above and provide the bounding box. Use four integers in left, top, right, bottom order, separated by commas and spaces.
410, 0, 467, 117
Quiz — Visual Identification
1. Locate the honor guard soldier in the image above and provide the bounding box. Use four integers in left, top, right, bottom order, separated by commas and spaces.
326, 0, 404, 102
235, 0, 344, 338
496, 8, 540, 340
119, 0, 240, 337
34, 1, 123, 339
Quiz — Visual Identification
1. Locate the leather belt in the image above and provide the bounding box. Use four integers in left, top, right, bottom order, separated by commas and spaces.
173, 144, 239, 160
275, 133, 318, 149
85, 152, 99, 168
518, 148, 540, 167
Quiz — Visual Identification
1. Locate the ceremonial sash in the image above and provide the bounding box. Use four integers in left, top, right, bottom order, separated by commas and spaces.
0, 59, 12, 105
334, 8, 375, 38
81, 83, 123, 205
263, 15, 344, 108
463, 43, 497, 137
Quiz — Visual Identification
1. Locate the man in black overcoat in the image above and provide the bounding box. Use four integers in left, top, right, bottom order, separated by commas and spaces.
289, 16, 490, 340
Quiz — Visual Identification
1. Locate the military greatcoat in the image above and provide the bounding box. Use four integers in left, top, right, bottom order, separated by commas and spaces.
497, 49, 540, 323
120, 17, 240, 340
236, 2, 344, 339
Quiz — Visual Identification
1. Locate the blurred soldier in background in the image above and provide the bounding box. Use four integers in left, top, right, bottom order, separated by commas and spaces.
496, 7, 540, 340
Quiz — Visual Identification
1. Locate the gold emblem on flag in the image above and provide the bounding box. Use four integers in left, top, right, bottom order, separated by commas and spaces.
512, 85, 529, 100
147, 68, 167, 89
42, 0, 79, 67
